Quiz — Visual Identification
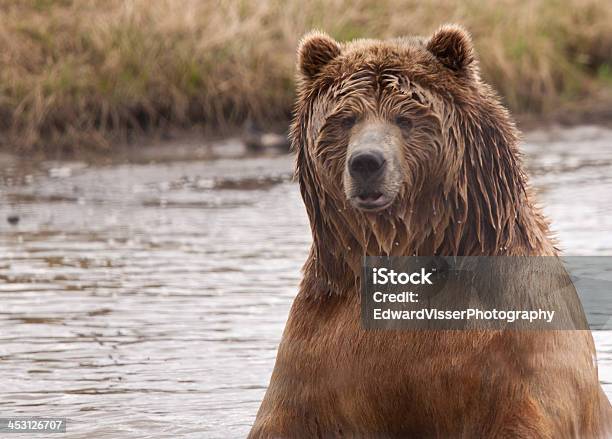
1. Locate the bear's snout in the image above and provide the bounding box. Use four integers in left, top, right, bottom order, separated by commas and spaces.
343, 122, 403, 213
348, 150, 386, 182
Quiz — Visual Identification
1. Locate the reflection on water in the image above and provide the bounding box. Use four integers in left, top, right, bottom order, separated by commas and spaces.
1, 126, 611, 438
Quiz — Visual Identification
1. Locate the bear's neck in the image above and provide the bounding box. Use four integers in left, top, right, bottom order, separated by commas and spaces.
302, 183, 554, 297
299, 109, 555, 296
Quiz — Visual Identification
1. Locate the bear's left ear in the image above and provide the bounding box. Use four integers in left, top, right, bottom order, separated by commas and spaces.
426, 24, 475, 73
297, 31, 341, 80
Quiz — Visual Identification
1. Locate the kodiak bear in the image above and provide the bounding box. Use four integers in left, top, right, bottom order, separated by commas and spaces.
248, 25, 612, 438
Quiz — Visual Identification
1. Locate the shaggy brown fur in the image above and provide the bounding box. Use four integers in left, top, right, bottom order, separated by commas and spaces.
248, 25, 612, 438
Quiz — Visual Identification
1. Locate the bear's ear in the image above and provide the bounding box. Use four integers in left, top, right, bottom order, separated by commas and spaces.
426, 24, 475, 72
297, 31, 341, 80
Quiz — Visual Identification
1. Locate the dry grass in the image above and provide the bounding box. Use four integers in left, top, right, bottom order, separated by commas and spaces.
1, 0, 611, 152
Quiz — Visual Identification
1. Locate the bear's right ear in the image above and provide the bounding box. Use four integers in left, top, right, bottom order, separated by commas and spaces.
297, 31, 341, 80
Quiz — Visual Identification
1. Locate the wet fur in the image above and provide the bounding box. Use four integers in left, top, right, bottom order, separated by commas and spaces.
249, 25, 612, 438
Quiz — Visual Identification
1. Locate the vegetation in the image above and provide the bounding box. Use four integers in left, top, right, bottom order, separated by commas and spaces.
1, 0, 611, 152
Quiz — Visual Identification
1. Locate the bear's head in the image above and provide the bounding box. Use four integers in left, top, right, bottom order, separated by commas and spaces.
292, 25, 538, 290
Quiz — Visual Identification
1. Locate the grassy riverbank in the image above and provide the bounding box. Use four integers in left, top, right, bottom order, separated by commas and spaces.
1, 0, 611, 152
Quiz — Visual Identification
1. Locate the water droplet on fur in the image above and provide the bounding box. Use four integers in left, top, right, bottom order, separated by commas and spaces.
347, 246, 351, 250
394, 242, 399, 246
457, 220, 462, 224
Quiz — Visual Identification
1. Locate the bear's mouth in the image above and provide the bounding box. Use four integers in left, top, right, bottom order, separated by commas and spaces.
352, 191, 393, 212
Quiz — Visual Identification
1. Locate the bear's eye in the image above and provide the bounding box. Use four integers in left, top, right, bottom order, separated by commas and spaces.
394, 115, 413, 131
340, 115, 357, 129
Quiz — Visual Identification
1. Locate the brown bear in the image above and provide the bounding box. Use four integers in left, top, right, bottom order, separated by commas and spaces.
248, 25, 612, 438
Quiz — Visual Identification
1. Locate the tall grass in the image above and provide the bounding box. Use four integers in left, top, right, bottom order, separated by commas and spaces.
0, 0, 611, 152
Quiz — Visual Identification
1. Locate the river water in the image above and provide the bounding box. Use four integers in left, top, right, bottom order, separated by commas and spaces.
0, 126, 611, 438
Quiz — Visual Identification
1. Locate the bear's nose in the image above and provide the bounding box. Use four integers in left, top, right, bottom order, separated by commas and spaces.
348, 150, 386, 181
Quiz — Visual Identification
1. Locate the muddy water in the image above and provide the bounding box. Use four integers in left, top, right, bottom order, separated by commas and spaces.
0, 126, 611, 438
